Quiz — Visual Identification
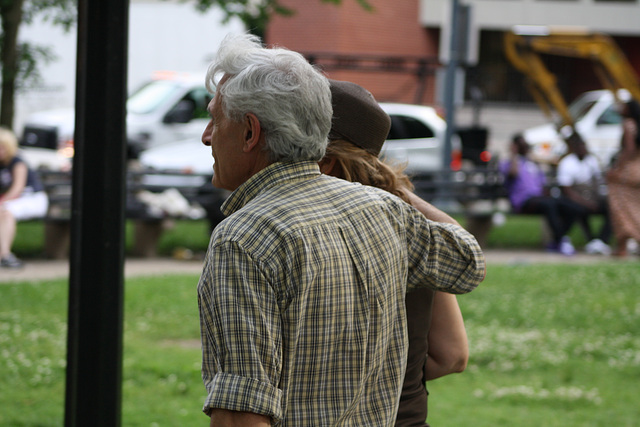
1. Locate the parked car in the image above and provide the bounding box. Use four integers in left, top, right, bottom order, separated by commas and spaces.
379, 103, 461, 173
139, 138, 212, 175
139, 102, 469, 176
19, 71, 210, 168
19, 146, 72, 171
523, 89, 631, 168
22, 71, 495, 176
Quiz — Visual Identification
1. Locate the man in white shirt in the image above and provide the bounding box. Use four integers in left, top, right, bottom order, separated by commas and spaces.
556, 132, 612, 255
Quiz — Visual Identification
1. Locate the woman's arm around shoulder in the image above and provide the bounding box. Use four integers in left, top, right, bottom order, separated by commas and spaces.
406, 192, 459, 226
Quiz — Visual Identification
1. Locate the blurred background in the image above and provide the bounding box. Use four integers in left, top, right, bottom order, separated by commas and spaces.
9, 0, 640, 168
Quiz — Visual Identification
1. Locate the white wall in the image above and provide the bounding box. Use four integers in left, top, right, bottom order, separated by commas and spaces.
127, 0, 244, 92
420, 0, 640, 35
14, 0, 244, 132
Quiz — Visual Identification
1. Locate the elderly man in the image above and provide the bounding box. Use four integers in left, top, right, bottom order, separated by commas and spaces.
197, 33, 485, 427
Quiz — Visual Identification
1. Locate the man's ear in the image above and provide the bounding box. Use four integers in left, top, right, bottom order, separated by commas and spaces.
243, 113, 261, 152
318, 156, 338, 176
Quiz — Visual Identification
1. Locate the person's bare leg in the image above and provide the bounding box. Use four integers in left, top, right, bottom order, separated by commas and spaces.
0, 209, 17, 258
613, 237, 628, 257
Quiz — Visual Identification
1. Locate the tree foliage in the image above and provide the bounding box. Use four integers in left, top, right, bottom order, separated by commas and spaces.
190, 0, 371, 39
1, 0, 372, 129
0, 0, 76, 129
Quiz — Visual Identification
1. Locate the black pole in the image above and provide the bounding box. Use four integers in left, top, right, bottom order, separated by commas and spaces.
64, 1, 129, 426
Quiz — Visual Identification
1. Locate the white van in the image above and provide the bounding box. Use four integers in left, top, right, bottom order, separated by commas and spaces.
523, 89, 630, 168
20, 71, 210, 168
21, 76, 476, 176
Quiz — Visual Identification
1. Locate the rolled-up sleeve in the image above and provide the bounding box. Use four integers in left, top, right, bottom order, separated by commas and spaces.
406, 215, 485, 294
198, 241, 284, 421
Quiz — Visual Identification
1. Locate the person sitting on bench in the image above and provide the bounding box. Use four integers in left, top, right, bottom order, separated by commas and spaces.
0, 127, 49, 268
499, 133, 577, 255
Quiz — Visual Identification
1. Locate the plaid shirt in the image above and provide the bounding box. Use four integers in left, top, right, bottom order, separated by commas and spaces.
198, 161, 484, 426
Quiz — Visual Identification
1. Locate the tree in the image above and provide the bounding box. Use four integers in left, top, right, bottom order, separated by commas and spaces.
191, 0, 371, 40
0, 0, 76, 129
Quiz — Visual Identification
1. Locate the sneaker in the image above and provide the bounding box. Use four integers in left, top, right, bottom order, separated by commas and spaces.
0, 253, 24, 269
585, 238, 612, 256
559, 236, 576, 256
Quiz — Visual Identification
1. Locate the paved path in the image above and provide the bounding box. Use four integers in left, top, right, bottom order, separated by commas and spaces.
1, 250, 635, 284
0, 257, 204, 283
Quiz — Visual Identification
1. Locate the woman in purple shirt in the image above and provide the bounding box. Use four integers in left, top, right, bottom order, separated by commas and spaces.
499, 134, 577, 255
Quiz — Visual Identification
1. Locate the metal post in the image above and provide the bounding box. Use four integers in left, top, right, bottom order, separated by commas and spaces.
442, 0, 461, 172
431, 0, 463, 207
64, 1, 129, 426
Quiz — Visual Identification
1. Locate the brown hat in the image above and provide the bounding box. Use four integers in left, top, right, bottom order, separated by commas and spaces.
328, 79, 391, 157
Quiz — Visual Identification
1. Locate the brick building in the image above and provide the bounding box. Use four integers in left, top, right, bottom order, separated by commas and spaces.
266, 1, 441, 105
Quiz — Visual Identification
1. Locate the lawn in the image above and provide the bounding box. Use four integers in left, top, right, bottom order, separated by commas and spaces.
0, 275, 204, 427
11, 220, 214, 259
10, 213, 609, 259
427, 263, 640, 426
1, 262, 638, 426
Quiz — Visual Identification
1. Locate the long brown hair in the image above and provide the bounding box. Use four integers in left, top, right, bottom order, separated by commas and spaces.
325, 139, 414, 204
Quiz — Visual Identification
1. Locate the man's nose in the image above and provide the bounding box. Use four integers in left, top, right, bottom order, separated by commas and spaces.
201, 122, 212, 146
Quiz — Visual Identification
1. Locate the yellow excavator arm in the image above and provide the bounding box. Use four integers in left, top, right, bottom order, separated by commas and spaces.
504, 28, 640, 129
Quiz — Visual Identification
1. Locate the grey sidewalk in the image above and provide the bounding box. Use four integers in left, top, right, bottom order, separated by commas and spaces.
1, 249, 635, 284
0, 257, 204, 284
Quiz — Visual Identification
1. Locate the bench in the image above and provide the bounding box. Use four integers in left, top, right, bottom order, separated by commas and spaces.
34, 167, 509, 257
412, 168, 613, 249
35, 168, 228, 259
410, 168, 511, 247
34, 166, 553, 256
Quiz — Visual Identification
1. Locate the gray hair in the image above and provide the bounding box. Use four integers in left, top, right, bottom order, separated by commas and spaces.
206, 33, 332, 162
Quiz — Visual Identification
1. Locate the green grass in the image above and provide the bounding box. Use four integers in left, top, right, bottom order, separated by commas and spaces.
12, 214, 607, 259
0, 275, 204, 427
474, 214, 608, 249
1, 263, 639, 426
428, 264, 640, 426
12, 220, 213, 259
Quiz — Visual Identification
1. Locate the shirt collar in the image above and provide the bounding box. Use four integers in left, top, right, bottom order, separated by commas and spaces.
221, 161, 322, 216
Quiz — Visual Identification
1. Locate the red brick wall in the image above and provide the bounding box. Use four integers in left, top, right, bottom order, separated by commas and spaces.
265, 0, 439, 105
